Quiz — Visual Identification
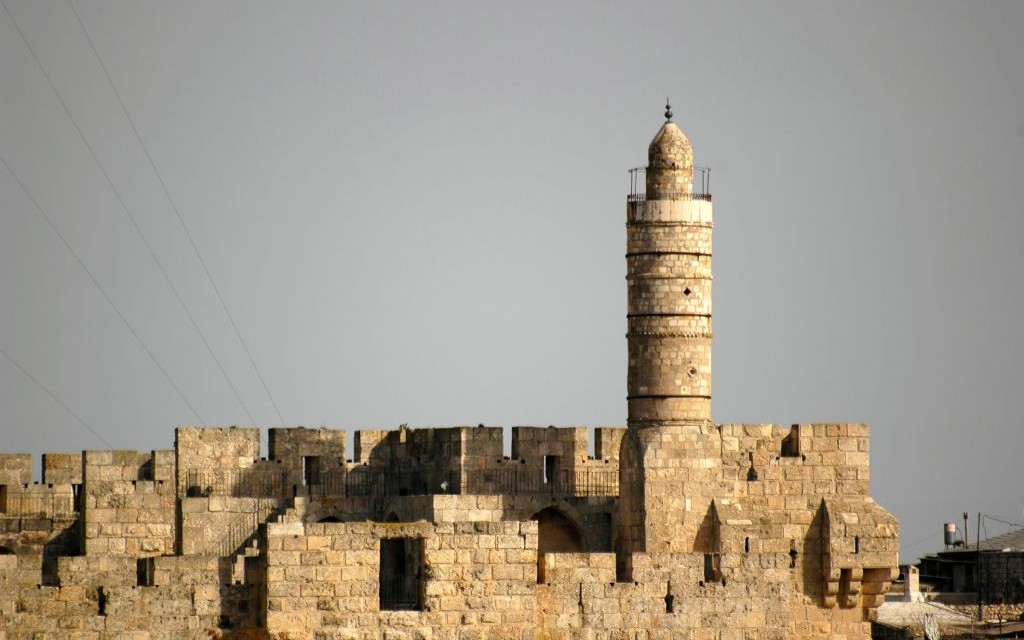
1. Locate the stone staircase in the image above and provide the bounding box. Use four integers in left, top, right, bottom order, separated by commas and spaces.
226, 496, 308, 584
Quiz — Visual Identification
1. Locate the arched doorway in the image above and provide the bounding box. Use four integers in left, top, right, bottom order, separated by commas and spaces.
531, 507, 584, 583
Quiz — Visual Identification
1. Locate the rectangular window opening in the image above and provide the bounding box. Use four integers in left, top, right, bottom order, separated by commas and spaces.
543, 455, 560, 485
379, 537, 423, 611
303, 456, 321, 486
703, 553, 721, 583
0, 485, 6, 514
72, 484, 83, 513
136, 557, 155, 587
781, 425, 801, 458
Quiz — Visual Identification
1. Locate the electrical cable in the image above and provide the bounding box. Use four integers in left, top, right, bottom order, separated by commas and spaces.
0, 345, 112, 448
982, 514, 1023, 529
900, 530, 941, 554
0, 152, 205, 425
1, 0, 246, 426
67, 0, 287, 427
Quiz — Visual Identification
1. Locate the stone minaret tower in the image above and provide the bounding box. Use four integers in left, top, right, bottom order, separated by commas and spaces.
618, 104, 716, 562
626, 103, 712, 425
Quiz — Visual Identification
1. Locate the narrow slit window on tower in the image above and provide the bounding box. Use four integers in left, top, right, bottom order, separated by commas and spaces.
744, 537, 750, 553
703, 553, 721, 582
855, 536, 860, 554
97, 587, 107, 616
137, 557, 155, 587
0, 485, 6, 514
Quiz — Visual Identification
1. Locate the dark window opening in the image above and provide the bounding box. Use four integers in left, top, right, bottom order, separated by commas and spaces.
303, 456, 321, 486
683, 287, 691, 296
379, 537, 423, 611
744, 537, 750, 553
0, 485, 6, 514
854, 536, 860, 554
789, 546, 798, 569
664, 581, 674, 613
136, 557, 155, 587
97, 587, 107, 616
781, 426, 801, 458
543, 455, 560, 485
615, 542, 631, 584
703, 553, 721, 582
0, 545, 15, 555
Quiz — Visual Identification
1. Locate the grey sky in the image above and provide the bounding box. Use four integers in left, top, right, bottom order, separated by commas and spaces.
1, 1, 1022, 563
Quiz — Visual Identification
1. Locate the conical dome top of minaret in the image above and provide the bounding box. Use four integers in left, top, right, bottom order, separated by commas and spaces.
646, 101, 694, 198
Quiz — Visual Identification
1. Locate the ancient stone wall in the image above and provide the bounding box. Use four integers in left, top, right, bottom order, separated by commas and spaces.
0, 454, 33, 486
594, 427, 625, 461
0, 420, 895, 639
82, 450, 175, 557
175, 427, 261, 496
181, 496, 279, 556
263, 520, 537, 639
268, 426, 346, 492
42, 453, 83, 485
1, 553, 254, 639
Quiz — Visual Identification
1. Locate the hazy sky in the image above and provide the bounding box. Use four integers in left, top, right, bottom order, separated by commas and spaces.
1, 1, 1022, 562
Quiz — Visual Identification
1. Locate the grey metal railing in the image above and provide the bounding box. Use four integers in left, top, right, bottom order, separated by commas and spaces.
308, 467, 617, 499
216, 499, 278, 557
185, 468, 289, 499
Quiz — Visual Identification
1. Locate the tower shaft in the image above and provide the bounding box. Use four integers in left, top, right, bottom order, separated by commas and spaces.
626, 123, 712, 427
617, 115, 716, 561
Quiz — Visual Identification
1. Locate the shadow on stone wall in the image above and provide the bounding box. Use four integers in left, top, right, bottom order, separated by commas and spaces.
803, 501, 828, 604
41, 521, 80, 586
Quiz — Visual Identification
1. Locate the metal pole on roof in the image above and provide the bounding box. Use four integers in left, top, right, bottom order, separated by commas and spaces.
977, 511, 984, 622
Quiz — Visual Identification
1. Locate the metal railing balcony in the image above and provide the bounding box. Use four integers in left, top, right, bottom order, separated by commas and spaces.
627, 165, 712, 203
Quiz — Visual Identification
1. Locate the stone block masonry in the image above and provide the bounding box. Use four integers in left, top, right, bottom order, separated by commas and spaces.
0, 419, 895, 639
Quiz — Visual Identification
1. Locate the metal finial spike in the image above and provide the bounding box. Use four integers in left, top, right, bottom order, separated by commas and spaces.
664, 99, 673, 122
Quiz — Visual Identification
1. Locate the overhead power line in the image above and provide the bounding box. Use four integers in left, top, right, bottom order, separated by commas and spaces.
1, 0, 247, 423
0, 345, 112, 448
2, 1, 264, 423
0, 153, 205, 425
67, 0, 286, 426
